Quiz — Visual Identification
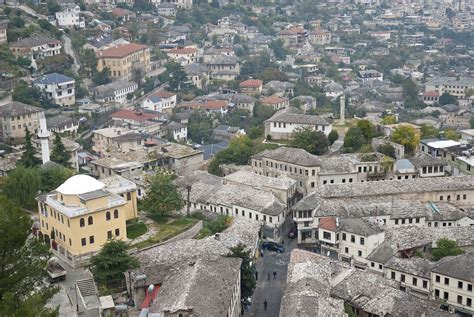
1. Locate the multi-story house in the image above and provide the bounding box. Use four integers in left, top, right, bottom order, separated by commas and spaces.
431, 253, 474, 315
231, 94, 256, 115
33, 73, 76, 107
141, 90, 177, 113
239, 79, 263, 95
162, 121, 187, 142
149, 0, 192, 9
93, 81, 138, 103
36, 174, 138, 267
0, 20, 7, 44
425, 77, 474, 100
96, 43, 151, 81
92, 127, 150, 157
55, 5, 85, 28
264, 107, 332, 140
10, 36, 62, 59
357, 69, 384, 82
277, 26, 308, 48
308, 29, 331, 45
166, 47, 199, 65
260, 95, 289, 110
111, 109, 161, 129
0, 101, 43, 143
205, 55, 240, 76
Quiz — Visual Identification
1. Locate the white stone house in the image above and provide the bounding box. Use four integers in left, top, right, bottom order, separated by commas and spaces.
33, 73, 76, 107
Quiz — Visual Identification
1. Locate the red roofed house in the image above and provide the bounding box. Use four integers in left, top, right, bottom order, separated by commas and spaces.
111, 109, 161, 128
423, 91, 440, 105
96, 43, 151, 81
202, 100, 229, 115
260, 95, 289, 110
112, 8, 136, 22
166, 47, 199, 65
142, 90, 177, 113
240, 79, 263, 95
277, 27, 308, 48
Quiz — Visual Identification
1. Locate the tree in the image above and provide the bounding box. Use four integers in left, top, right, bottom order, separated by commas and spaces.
12, 81, 43, 107
431, 238, 464, 261
438, 92, 457, 105
381, 115, 397, 125
328, 130, 339, 145
19, 128, 41, 168
357, 119, 376, 140
378, 143, 396, 159
402, 78, 418, 101
3, 167, 41, 209
269, 39, 288, 60
0, 195, 57, 316
471, 116, 474, 129
420, 124, 439, 138
444, 129, 460, 140
391, 125, 420, 154
290, 127, 329, 155
47, 0, 61, 15
142, 172, 183, 217
90, 240, 139, 288
92, 68, 111, 85
39, 165, 74, 193
226, 243, 256, 305
187, 111, 214, 144
343, 127, 366, 152
50, 133, 71, 167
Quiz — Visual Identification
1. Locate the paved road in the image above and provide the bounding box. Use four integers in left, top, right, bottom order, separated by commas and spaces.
63, 34, 81, 74
245, 238, 297, 317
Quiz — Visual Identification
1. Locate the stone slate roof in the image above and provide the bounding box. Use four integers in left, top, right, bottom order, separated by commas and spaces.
11, 35, 60, 47
409, 153, 447, 167
384, 257, 435, 279
431, 252, 474, 281
252, 147, 321, 167
0, 101, 43, 117
33, 73, 74, 85
46, 114, 76, 130
265, 107, 330, 125
339, 218, 384, 236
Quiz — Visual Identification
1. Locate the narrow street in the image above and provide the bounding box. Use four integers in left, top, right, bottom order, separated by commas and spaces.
245, 238, 297, 317
63, 34, 81, 74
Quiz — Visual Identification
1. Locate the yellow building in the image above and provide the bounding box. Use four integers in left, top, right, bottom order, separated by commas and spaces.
37, 174, 138, 267
96, 43, 151, 81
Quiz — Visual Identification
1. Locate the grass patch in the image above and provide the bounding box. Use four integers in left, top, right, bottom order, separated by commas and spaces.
133, 216, 198, 249
126, 220, 148, 239
189, 212, 232, 239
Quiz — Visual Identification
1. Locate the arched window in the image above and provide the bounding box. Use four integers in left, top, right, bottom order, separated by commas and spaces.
114, 209, 119, 219
88, 216, 93, 225
79, 218, 85, 227
106, 211, 111, 221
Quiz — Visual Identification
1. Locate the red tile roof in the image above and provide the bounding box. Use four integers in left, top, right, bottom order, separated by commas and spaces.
424, 91, 440, 97
167, 47, 198, 55
151, 90, 176, 99
319, 217, 337, 232
96, 43, 148, 58
240, 79, 263, 88
112, 8, 135, 17
203, 100, 228, 110
260, 95, 288, 104
112, 110, 160, 122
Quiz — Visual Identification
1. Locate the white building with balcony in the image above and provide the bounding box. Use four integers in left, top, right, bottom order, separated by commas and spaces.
55, 5, 85, 28
33, 73, 76, 107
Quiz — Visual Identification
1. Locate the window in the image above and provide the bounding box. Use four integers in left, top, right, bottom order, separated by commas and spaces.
371, 262, 374, 267
269, 217, 273, 223
249, 212, 252, 219
323, 231, 331, 240
106, 211, 111, 221
342, 233, 346, 240
457, 295, 462, 304
107, 231, 112, 239
401, 274, 405, 282
467, 298, 472, 307
395, 219, 399, 225
80, 218, 85, 227
435, 275, 440, 283
89, 236, 94, 244
440, 196, 443, 201
379, 264, 382, 270
423, 280, 428, 289
458, 281, 463, 289
114, 209, 119, 218
444, 277, 449, 285
415, 218, 420, 223
435, 289, 440, 298
360, 237, 365, 245
242, 210, 245, 216
468, 284, 472, 291
88, 216, 93, 225
358, 250, 362, 257
463, 194, 467, 200
351, 235, 355, 243
115, 228, 120, 236
127, 192, 131, 201
443, 292, 449, 300
413, 277, 417, 286
69, 238, 72, 246
391, 272, 395, 279
81, 238, 86, 246
345, 247, 349, 253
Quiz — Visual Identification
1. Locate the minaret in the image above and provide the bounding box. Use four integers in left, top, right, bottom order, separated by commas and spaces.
38, 112, 51, 164
339, 94, 345, 124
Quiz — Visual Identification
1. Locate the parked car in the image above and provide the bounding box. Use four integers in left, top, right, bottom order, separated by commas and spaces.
261, 241, 284, 253
46, 257, 66, 283
288, 225, 297, 238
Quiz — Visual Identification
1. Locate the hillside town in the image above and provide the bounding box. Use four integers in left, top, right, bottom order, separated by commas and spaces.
0, 0, 473, 315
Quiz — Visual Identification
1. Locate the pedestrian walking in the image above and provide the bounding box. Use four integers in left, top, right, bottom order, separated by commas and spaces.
267, 272, 270, 280
264, 299, 268, 311
273, 271, 277, 279
255, 271, 258, 281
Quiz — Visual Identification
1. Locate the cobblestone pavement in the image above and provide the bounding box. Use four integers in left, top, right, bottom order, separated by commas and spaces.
245, 238, 297, 317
